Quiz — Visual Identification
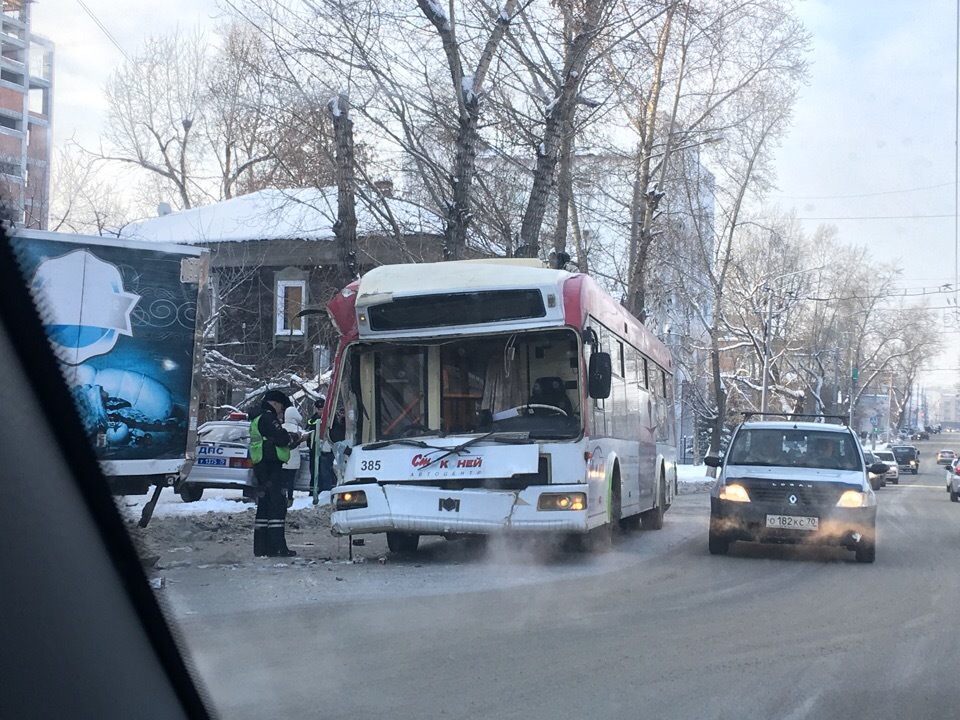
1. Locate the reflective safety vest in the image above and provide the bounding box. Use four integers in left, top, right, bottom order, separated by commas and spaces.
250, 414, 291, 464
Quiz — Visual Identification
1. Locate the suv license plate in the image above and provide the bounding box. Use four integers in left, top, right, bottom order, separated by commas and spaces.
766, 515, 818, 530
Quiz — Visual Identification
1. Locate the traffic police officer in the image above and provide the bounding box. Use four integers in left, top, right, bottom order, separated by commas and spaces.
250, 390, 301, 557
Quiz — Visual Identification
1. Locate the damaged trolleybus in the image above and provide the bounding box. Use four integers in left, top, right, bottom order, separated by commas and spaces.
322, 259, 677, 552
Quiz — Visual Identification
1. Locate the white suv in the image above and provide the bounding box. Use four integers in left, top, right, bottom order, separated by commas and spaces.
706, 419, 884, 563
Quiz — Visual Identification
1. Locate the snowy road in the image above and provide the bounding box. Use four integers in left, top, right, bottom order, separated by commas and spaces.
160, 456, 960, 719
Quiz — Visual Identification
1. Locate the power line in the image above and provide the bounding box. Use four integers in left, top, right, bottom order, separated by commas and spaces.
772, 181, 956, 200
793, 214, 955, 221
75, 0, 130, 62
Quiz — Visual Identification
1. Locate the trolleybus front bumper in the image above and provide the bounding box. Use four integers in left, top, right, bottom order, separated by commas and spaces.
330, 483, 591, 536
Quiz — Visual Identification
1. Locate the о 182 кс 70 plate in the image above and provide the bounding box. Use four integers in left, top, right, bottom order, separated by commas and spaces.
766, 515, 818, 530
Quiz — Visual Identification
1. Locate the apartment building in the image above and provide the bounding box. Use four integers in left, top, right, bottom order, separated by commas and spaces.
0, 0, 52, 229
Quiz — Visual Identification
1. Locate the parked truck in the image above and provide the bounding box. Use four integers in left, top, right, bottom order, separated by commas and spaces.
11, 229, 209, 525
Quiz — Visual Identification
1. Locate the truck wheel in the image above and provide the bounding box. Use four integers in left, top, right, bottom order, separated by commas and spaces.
640, 476, 665, 530
386, 532, 420, 554
912, 469, 918, 475
178, 484, 203, 503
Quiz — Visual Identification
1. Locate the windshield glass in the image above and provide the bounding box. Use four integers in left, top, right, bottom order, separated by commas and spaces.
891, 447, 916, 461
727, 428, 862, 471
198, 424, 248, 444
341, 329, 583, 442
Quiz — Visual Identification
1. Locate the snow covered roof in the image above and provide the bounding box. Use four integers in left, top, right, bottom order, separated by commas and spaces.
118, 187, 444, 245
355, 259, 568, 304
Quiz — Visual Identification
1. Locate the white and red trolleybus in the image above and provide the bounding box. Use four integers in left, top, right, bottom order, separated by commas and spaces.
322, 259, 677, 552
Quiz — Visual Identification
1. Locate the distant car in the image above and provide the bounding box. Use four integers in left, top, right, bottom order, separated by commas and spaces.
889, 444, 920, 474
945, 460, 960, 502
179, 417, 311, 502
873, 450, 899, 485
863, 450, 886, 490
936, 449, 956, 466
914, 431, 930, 441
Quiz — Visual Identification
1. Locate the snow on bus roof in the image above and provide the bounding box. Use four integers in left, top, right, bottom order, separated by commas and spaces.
356, 260, 571, 302
117, 187, 443, 245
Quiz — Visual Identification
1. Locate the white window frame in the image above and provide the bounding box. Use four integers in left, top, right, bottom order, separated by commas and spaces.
276, 279, 307, 336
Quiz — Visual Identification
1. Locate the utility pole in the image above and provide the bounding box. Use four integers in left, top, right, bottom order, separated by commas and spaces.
833, 346, 840, 416
757, 265, 823, 415
848, 352, 859, 428
760, 287, 774, 413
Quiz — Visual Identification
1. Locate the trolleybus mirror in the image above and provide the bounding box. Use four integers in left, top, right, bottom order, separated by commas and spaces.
588, 352, 612, 399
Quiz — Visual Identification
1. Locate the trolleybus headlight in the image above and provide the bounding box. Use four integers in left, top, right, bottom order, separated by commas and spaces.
718, 484, 750, 503
335, 490, 368, 510
538, 492, 587, 511
836, 490, 869, 508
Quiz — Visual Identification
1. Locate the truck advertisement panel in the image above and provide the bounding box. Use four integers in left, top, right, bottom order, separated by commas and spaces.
12, 231, 206, 475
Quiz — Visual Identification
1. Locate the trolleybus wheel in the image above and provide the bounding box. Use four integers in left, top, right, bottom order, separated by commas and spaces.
641, 476, 665, 530
386, 532, 420, 554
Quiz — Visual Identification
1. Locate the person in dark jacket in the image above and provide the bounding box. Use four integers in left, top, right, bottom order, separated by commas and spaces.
250, 390, 301, 557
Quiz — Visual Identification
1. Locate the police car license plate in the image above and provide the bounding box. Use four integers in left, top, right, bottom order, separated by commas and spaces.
197, 458, 227, 466
766, 515, 818, 530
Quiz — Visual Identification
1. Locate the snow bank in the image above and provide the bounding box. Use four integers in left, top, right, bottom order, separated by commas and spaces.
677, 463, 714, 484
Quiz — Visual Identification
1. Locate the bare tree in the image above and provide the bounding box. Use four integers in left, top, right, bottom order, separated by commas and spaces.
49, 142, 133, 235
97, 22, 339, 212
100, 29, 209, 210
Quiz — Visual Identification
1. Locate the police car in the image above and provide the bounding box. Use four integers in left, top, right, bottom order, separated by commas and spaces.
179, 414, 310, 502
706, 415, 887, 563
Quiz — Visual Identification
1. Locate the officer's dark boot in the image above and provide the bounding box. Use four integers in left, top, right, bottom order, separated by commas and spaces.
268, 523, 296, 557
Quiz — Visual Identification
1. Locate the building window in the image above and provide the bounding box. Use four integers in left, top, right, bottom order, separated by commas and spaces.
276, 279, 306, 336
0, 160, 20, 177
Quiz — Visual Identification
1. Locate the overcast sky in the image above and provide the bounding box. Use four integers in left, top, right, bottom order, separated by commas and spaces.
33, 0, 960, 382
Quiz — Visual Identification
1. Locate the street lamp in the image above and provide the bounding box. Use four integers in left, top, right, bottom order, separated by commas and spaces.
759, 265, 824, 414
